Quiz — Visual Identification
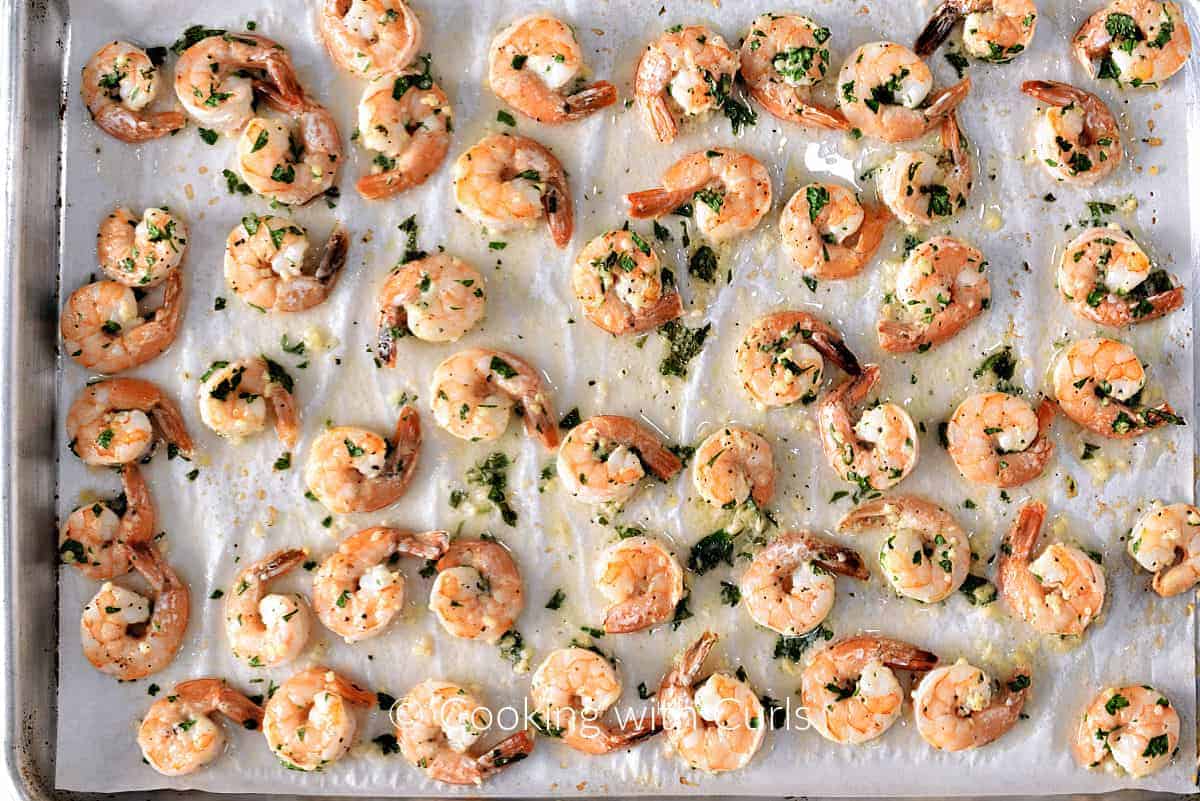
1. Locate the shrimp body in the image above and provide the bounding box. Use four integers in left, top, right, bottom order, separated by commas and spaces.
801, 636, 938, 744
430, 538, 524, 644
626, 149, 771, 243
319, 0, 422, 77
878, 116, 973, 226
356, 64, 452, 199
780, 184, 889, 280
137, 678, 264, 776
313, 527, 448, 642
225, 217, 349, 312
304, 407, 422, 514
1073, 685, 1179, 776
878, 236, 990, 353
740, 531, 867, 635
237, 93, 343, 206
61, 273, 182, 374
693, 426, 775, 509
59, 463, 154, 580
915, 0, 1038, 63
818, 365, 919, 491
263, 667, 375, 771
453, 133, 573, 248
1128, 503, 1200, 596
557, 415, 682, 504
1057, 227, 1181, 326
489, 14, 617, 123
198, 357, 299, 449
173, 32, 302, 132
1073, 0, 1192, 87
913, 659, 1030, 751
81, 41, 185, 142
736, 310, 861, 408
635, 26, 740, 143
739, 14, 847, 130
947, 393, 1056, 487
572, 230, 683, 335
377, 255, 485, 359
596, 536, 684, 633
1052, 337, 1179, 438
1023, 80, 1123, 185
429, 348, 558, 449
97, 207, 187, 287
66, 377, 193, 466
224, 548, 312, 668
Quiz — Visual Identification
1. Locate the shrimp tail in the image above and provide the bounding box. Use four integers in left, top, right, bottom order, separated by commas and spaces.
914, 2, 964, 57
397, 529, 451, 561
92, 105, 187, 143
316, 225, 350, 288
812, 331, 862, 377
253, 547, 309, 583
476, 729, 535, 776
665, 630, 718, 691
923, 78, 971, 124
544, 178, 574, 249
1020, 79, 1079, 107
149, 393, 194, 460
998, 501, 1046, 574
876, 319, 926, 353
118, 463, 156, 545
385, 405, 422, 487
626, 290, 684, 334
875, 637, 939, 672
797, 102, 850, 131
625, 187, 696, 219
377, 304, 409, 368
265, 374, 300, 450
1140, 402, 1184, 432
322, 668, 377, 707
565, 81, 619, 118
796, 531, 870, 581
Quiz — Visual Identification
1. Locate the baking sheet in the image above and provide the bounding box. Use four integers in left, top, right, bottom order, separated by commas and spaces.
54, 0, 1198, 795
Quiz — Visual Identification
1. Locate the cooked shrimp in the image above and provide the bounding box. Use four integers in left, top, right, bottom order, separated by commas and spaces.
595, 536, 684, 634
319, 0, 422, 77
946, 393, 1056, 487
693, 426, 775, 509
429, 348, 558, 449
59, 463, 154, 581
818, 365, 919, 492
66, 377, 193, 466
625, 148, 772, 243
658, 631, 765, 772
836, 42, 970, 142
557, 415, 682, 504
1073, 0, 1192, 88
915, 0, 1038, 62
224, 548, 312, 668
997, 501, 1106, 636
1073, 685, 1179, 776
377, 255, 485, 359
355, 61, 453, 199
198, 357, 299, 449
489, 14, 617, 123
80, 542, 189, 680
878, 236, 990, 353
913, 659, 1031, 751
97, 207, 187, 287
452, 133, 573, 248
224, 216, 349, 313
635, 25, 740, 143
304, 406, 423, 514
137, 678, 264, 776
263, 666, 375, 771
81, 41, 185, 142
572, 230, 682, 335
1128, 503, 1200, 597
237, 91, 343, 207
739, 13, 847, 130
1023, 80, 1123, 185
1051, 337, 1181, 438
395, 680, 534, 785
737, 310, 861, 408
801, 635, 938, 745
530, 647, 659, 754
839, 496, 970, 603
61, 272, 182, 374
1057, 227, 1182, 327
430, 538, 523, 644
877, 115, 973, 226
779, 184, 890, 280
313, 526, 448, 642
173, 31, 302, 132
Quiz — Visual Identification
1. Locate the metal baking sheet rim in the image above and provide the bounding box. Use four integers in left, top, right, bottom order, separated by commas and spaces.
0, 0, 1198, 799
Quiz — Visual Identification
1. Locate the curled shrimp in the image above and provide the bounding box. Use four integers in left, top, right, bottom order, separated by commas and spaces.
198, 357, 299, 449
877, 115, 973, 226
997, 501, 1106, 636
61, 272, 182, 374
946, 393, 1056, 487
66, 377, 193, 466
736, 310, 861, 408
395, 680, 534, 785
626, 148, 772, 243
738, 13, 847, 130
693, 426, 775, 509
1128, 503, 1200, 597
1073, 0, 1192, 88
818, 365, 919, 492
915, 0, 1039, 63
173, 31, 302, 132
81, 41, 184, 142
1022, 80, 1123, 185
429, 538, 524, 644
530, 647, 660, 754
836, 42, 970, 143
839, 495, 971, 603
224, 216, 349, 313
877, 236, 990, 353
1073, 685, 1179, 776
377, 255, 485, 358
488, 14, 617, 123
224, 548, 313, 668
237, 92, 343, 207
80, 542, 189, 681
779, 183, 890, 280
572, 230, 683, 336
319, 0, 422, 77
59, 463, 154, 581
595, 535, 684, 634
313, 526, 448, 642
263, 666, 375, 771
452, 133, 573, 248
635, 25, 740, 144
137, 678, 264, 776
356, 63, 451, 200
429, 348, 558, 449
801, 635, 938, 745
304, 406, 422, 514
557, 415, 682, 505
913, 659, 1031, 751
1051, 337, 1181, 438
1057, 227, 1182, 327
97, 207, 188, 287
739, 531, 868, 635
658, 631, 764, 773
